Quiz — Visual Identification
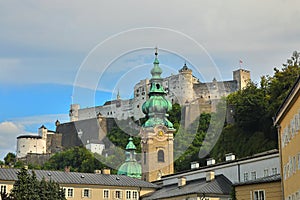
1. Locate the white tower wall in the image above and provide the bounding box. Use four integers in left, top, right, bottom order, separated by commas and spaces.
16, 136, 46, 158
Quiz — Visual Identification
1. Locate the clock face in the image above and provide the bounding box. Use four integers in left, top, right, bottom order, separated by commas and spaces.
158, 130, 164, 137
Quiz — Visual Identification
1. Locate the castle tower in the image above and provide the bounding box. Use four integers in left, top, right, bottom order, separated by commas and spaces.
38, 125, 48, 140
69, 104, 80, 122
233, 69, 251, 90
140, 49, 175, 182
178, 63, 194, 103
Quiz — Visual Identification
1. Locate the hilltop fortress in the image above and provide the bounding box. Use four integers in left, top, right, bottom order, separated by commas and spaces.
16, 53, 250, 166
70, 64, 250, 122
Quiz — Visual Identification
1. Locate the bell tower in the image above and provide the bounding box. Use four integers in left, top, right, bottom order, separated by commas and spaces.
140, 48, 175, 182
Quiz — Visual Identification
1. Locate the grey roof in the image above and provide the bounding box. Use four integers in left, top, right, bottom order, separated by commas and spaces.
234, 174, 281, 186
142, 174, 232, 200
0, 168, 157, 188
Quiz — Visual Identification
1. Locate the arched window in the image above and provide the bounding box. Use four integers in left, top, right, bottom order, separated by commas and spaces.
158, 150, 164, 162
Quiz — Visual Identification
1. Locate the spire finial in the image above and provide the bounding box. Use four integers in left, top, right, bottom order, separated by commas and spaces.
155, 46, 158, 57
117, 89, 120, 100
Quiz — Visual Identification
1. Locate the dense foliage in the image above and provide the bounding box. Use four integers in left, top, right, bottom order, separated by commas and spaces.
211, 51, 300, 161
43, 146, 104, 173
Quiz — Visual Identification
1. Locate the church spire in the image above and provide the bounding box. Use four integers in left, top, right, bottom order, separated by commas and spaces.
141, 48, 173, 129
151, 47, 162, 79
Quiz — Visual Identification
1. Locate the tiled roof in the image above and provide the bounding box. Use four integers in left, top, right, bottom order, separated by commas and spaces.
234, 174, 281, 186
0, 168, 157, 188
142, 174, 232, 200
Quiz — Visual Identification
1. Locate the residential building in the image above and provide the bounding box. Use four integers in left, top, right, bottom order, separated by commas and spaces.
274, 76, 300, 199
142, 172, 232, 200
154, 149, 280, 187
234, 174, 282, 200
0, 168, 157, 200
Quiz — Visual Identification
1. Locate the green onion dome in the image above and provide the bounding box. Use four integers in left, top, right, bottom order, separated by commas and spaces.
117, 137, 142, 179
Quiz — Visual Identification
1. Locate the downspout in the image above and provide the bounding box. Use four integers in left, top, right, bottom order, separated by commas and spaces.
238, 163, 240, 182
276, 124, 285, 198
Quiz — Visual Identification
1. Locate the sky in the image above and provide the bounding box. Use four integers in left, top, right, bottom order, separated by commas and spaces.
1, 0, 300, 161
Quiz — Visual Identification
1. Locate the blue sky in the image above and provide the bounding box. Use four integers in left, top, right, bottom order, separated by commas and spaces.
1, 0, 300, 160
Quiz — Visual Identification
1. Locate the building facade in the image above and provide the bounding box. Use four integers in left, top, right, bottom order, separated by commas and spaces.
234, 174, 282, 200
155, 150, 280, 187
0, 168, 157, 200
274, 76, 300, 199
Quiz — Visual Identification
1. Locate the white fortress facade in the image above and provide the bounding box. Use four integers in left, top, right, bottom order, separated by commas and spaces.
16, 125, 60, 158
69, 64, 250, 122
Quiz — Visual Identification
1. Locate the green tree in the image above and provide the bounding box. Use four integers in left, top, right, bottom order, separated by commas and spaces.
227, 82, 269, 133
10, 168, 39, 200
43, 146, 104, 173
9, 168, 65, 200
174, 113, 211, 172
4, 152, 16, 166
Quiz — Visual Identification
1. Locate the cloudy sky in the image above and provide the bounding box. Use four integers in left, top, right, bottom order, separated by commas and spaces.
0, 0, 300, 160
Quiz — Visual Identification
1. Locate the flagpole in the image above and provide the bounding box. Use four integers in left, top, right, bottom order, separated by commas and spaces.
239, 60, 243, 69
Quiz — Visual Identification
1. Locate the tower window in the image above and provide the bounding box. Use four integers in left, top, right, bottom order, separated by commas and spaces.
158, 150, 164, 162
156, 84, 160, 89
144, 151, 146, 164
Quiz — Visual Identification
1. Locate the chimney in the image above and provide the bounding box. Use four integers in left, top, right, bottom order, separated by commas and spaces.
64, 166, 70, 172
102, 169, 111, 175
94, 170, 101, 174
178, 176, 186, 187
206, 158, 216, 166
225, 153, 236, 161
190, 162, 199, 169
206, 171, 215, 182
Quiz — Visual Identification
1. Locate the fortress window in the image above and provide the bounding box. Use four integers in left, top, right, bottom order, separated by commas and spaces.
136, 89, 139, 93
158, 150, 165, 162
144, 151, 146, 164
137, 105, 139, 108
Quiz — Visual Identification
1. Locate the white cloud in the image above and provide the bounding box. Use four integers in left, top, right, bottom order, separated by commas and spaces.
0, 1, 299, 90
0, 121, 27, 161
